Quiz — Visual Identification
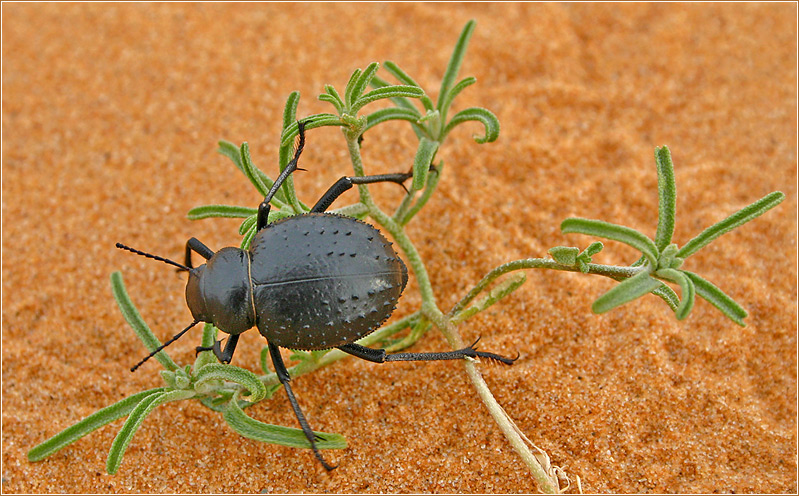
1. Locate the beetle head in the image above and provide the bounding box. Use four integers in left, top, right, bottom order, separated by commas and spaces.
115, 242, 204, 372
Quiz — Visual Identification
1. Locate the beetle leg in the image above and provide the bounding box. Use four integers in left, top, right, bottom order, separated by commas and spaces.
311, 172, 413, 213
184, 237, 214, 269
268, 342, 337, 471
195, 334, 240, 364
256, 201, 272, 232
338, 339, 518, 366
257, 120, 311, 231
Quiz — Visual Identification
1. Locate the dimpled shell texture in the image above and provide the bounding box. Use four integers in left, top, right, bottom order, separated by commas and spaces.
249, 213, 408, 350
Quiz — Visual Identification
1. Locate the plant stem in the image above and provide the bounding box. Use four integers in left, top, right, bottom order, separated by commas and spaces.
451, 258, 647, 317
345, 133, 440, 309
462, 355, 559, 493
344, 131, 557, 491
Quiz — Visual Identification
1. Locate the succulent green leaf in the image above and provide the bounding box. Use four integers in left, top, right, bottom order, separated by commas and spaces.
344, 68, 363, 107
177, 368, 192, 389
276, 93, 303, 211
192, 324, 220, 373
350, 62, 380, 105
677, 191, 785, 258
282, 91, 300, 131
584, 241, 604, 257
549, 246, 580, 265
318, 93, 344, 114
27, 388, 165, 462
111, 272, 179, 372
653, 146, 677, 250
308, 113, 344, 129
383, 60, 420, 87
592, 270, 661, 314
657, 243, 683, 270
399, 161, 444, 225
369, 75, 420, 112
354, 85, 425, 113
654, 268, 696, 320
383, 61, 436, 111
418, 109, 440, 124
238, 214, 257, 235
682, 270, 748, 326
364, 107, 422, 130
451, 272, 527, 325
443, 107, 500, 143
561, 218, 660, 267
160, 370, 178, 389
199, 396, 233, 413
218, 140, 244, 173
240, 142, 269, 197
187, 205, 257, 221
200, 323, 218, 348
652, 283, 680, 311
439, 76, 477, 117
195, 363, 267, 403
106, 389, 196, 474
577, 241, 605, 271
319, 85, 345, 114
279, 114, 341, 148
412, 138, 439, 191
240, 225, 256, 250
438, 19, 476, 115
219, 141, 284, 205
325, 84, 344, 105
223, 395, 347, 450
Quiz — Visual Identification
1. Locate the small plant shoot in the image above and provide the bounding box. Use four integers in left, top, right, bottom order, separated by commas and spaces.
28, 20, 784, 492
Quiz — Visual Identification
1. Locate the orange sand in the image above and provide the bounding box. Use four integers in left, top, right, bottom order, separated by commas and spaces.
2, 3, 796, 493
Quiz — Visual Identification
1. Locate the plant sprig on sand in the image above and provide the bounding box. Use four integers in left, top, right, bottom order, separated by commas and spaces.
28, 20, 783, 493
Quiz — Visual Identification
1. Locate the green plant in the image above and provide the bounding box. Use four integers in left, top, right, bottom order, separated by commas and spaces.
28, 20, 784, 493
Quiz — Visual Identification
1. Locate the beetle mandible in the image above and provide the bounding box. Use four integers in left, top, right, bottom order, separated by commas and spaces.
116, 120, 516, 470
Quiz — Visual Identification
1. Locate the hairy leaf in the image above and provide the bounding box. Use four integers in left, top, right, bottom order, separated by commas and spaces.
592, 270, 661, 314
28, 388, 165, 462
111, 272, 179, 372
224, 396, 347, 450
561, 218, 659, 267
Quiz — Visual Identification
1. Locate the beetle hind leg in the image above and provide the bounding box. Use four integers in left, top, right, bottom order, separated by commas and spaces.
338, 339, 518, 366
268, 342, 337, 471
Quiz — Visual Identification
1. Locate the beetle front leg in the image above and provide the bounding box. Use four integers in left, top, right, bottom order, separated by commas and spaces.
184, 237, 214, 269
195, 334, 240, 364
268, 342, 337, 471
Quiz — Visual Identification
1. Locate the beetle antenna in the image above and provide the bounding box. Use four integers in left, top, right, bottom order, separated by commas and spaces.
130, 319, 200, 372
116, 242, 191, 271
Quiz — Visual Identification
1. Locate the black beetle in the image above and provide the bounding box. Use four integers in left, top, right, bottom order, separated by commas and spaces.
116, 120, 516, 470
